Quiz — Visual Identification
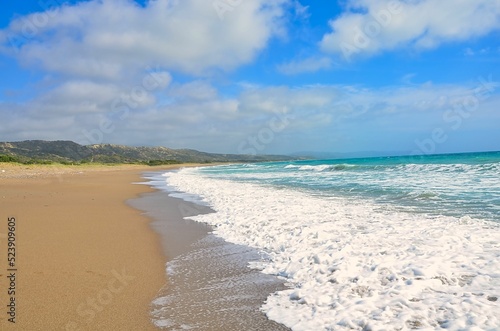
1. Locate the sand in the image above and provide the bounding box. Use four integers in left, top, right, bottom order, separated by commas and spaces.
0, 163, 193, 330
131, 171, 290, 330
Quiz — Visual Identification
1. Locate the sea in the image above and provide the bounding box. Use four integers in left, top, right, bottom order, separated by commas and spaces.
153, 151, 500, 330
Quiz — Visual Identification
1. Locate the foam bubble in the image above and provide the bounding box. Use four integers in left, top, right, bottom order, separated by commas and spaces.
166, 168, 500, 330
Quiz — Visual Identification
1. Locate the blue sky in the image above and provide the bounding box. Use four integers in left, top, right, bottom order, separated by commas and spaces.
0, 0, 499, 155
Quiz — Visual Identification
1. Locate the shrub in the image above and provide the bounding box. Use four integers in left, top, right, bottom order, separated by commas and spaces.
0, 154, 20, 163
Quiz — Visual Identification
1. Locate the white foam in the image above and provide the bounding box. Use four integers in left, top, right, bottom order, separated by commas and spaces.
284, 163, 359, 172
165, 168, 500, 330
298, 164, 332, 171
153, 318, 195, 329
146, 171, 210, 205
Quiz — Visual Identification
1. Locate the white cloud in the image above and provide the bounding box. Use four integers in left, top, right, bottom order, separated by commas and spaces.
464, 47, 475, 56
320, 0, 500, 60
0, 0, 289, 79
401, 73, 417, 85
464, 47, 493, 56
238, 85, 340, 115
1, 78, 499, 153
167, 81, 218, 101
1, 0, 499, 155
277, 56, 332, 75
36, 81, 123, 114
292, 0, 310, 19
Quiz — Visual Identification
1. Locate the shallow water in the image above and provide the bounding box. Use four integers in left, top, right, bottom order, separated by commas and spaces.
164, 153, 500, 330
152, 234, 290, 331
130, 172, 290, 331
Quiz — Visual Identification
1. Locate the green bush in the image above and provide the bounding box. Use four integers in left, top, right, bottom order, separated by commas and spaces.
0, 154, 20, 163
145, 159, 182, 166
23, 159, 53, 165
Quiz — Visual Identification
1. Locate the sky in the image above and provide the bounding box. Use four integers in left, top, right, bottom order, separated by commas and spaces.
0, 0, 499, 156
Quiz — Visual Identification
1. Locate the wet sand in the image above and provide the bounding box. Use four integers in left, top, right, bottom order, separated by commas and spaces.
0, 164, 289, 330
131, 171, 290, 330
0, 164, 178, 330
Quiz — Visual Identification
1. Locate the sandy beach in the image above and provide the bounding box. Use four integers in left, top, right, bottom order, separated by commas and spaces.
133, 170, 290, 330
0, 163, 184, 330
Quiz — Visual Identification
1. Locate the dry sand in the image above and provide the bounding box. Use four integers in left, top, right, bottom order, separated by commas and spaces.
0, 163, 196, 330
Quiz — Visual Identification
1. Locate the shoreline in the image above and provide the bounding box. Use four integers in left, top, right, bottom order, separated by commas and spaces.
129, 171, 214, 261
0, 163, 206, 330
135, 170, 290, 330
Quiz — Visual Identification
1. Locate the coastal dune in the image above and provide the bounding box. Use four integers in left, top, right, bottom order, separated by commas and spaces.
0, 164, 169, 330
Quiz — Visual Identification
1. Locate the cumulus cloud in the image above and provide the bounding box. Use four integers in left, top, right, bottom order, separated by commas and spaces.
0, 0, 288, 79
36, 81, 123, 115
1, 0, 498, 154
167, 81, 219, 101
238, 85, 340, 115
320, 0, 500, 60
277, 56, 332, 75
0, 0, 292, 152
3, 77, 498, 154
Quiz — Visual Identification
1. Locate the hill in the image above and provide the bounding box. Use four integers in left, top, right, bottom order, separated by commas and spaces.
0, 140, 295, 164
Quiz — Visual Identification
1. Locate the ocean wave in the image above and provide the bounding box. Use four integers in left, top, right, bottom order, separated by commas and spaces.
166, 168, 500, 331
397, 162, 500, 174
284, 161, 500, 176
284, 164, 358, 172
398, 190, 439, 201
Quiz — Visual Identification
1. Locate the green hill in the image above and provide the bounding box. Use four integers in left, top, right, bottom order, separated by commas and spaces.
0, 140, 295, 164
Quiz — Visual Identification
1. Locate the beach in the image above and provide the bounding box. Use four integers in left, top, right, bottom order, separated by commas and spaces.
130, 171, 290, 330
0, 163, 176, 330
164, 157, 500, 330
2, 154, 497, 331
0, 163, 288, 331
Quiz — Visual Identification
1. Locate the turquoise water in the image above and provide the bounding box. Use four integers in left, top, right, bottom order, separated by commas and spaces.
198, 151, 500, 223
165, 151, 500, 330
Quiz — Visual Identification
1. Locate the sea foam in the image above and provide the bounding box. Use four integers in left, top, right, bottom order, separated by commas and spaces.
165, 168, 500, 330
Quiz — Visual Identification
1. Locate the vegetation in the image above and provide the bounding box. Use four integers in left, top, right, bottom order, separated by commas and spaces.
0, 140, 295, 165
1, 154, 55, 164
0, 154, 19, 163
144, 159, 182, 166
22, 159, 54, 165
